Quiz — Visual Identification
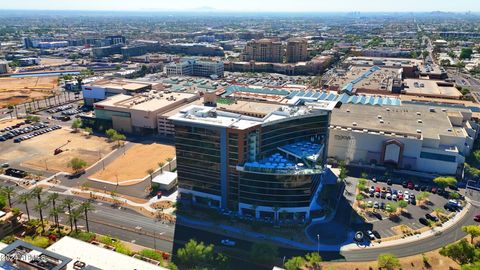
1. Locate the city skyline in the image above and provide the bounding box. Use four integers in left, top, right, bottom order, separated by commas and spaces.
1, 0, 480, 12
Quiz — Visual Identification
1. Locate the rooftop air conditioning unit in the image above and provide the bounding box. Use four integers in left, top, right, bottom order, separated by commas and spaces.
416, 129, 422, 133
352, 122, 357, 126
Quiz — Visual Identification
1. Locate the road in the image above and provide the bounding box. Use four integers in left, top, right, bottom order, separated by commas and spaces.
3, 175, 478, 269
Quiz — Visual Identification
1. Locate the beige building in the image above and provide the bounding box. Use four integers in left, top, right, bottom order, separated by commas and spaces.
286, 38, 308, 63
92, 91, 200, 134
241, 39, 283, 63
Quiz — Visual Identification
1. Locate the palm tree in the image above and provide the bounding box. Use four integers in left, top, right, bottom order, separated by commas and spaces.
34, 201, 48, 232
1, 186, 15, 208
48, 192, 59, 210
166, 158, 173, 171
80, 201, 95, 232
31, 187, 43, 204
48, 193, 60, 226
158, 162, 165, 174
147, 168, 155, 188
62, 198, 74, 233
49, 208, 61, 228
19, 193, 31, 221
71, 208, 83, 233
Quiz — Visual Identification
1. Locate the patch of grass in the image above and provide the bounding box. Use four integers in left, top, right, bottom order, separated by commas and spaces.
70, 231, 96, 242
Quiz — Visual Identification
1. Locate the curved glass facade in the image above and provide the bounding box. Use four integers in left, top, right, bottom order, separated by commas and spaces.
238, 172, 313, 208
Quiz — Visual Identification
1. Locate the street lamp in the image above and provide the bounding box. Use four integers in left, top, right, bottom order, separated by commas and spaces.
316, 234, 320, 255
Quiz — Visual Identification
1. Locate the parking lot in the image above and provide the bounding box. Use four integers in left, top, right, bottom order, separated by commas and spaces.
353, 177, 463, 240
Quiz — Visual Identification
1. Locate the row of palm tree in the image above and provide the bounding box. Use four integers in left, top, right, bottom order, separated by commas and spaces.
7, 186, 94, 234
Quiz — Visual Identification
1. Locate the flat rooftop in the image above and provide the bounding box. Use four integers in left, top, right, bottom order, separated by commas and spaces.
216, 100, 283, 117
95, 92, 198, 112
47, 237, 167, 270
331, 103, 469, 140
170, 102, 336, 130
403, 79, 461, 98
329, 66, 401, 92
86, 79, 153, 91
345, 56, 424, 67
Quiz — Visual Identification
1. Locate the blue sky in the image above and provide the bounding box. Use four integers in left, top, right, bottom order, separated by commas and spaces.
0, 0, 479, 12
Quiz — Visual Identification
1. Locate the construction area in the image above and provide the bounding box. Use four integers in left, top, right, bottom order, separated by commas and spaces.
0, 128, 114, 173
0, 76, 58, 107
89, 143, 176, 185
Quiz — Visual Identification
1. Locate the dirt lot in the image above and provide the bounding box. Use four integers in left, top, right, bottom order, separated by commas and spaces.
0, 128, 114, 173
89, 143, 175, 184
0, 76, 58, 107
320, 249, 459, 270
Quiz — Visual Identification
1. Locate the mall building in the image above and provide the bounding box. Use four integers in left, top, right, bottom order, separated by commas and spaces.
169, 100, 339, 222
328, 103, 479, 175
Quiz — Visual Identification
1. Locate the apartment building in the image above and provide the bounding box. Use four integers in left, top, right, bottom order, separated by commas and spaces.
241, 39, 283, 63
286, 38, 308, 63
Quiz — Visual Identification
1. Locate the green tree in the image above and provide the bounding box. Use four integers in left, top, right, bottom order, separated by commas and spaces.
284, 256, 306, 270
106, 128, 117, 140
462, 225, 480, 244
68, 157, 87, 173
397, 200, 408, 211
176, 239, 227, 269
439, 239, 477, 265
71, 119, 82, 132
416, 192, 430, 203
377, 253, 401, 270
112, 132, 126, 146
305, 252, 322, 265
250, 242, 278, 265
84, 127, 93, 136
1, 186, 15, 208
461, 262, 480, 270
460, 48, 473, 59
433, 176, 457, 189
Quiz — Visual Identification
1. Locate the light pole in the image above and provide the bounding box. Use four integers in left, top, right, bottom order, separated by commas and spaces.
317, 234, 320, 255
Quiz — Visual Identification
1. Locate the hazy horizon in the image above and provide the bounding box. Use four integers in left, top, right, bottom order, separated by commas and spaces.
0, 0, 479, 13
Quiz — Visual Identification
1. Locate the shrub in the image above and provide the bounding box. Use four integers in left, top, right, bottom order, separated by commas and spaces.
23, 236, 49, 248
71, 231, 96, 242
139, 249, 163, 262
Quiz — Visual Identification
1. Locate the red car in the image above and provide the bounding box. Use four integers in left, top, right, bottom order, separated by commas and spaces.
407, 181, 414, 189
431, 186, 438, 194
375, 186, 381, 192
474, 215, 480, 222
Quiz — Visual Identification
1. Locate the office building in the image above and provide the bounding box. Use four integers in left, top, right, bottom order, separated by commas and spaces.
92, 44, 123, 58
165, 59, 224, 78
286, 38, 308, 63
160, 43, 225, 57
0, 61, 9, 74
241, 39, 283, 63
328, 103, 478, 175
170, 100, 338, 221
106, 35, 126, 45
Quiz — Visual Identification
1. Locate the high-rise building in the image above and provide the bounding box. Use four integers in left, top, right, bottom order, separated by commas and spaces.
286, 38, 308, 63
241, 39, 283, 63
170, 100, 338, 221
0, 61, 9, 74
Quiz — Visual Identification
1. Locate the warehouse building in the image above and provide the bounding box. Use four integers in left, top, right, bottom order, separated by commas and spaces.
328, 103, 478, 175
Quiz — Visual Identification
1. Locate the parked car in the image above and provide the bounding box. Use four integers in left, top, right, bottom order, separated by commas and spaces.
366, 230, 375, 240
372, 177, 377, 183
221, 239, 236, 247
407, 181, 414, 189
419, 217, 430, 226
414, 184, 420, 191
474, 214, 480, 222
373, 201, 380, 209
431, 186, 438, 194
387, 179, 392, 185
402, 181, 408, 188
425, 213, 439, 222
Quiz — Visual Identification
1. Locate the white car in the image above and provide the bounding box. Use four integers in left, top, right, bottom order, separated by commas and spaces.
404, 195, 409, 201
221, 239, 236, 247
366, 230, 375, 240
386, 193, 392, 200
392, 194, 397, 200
